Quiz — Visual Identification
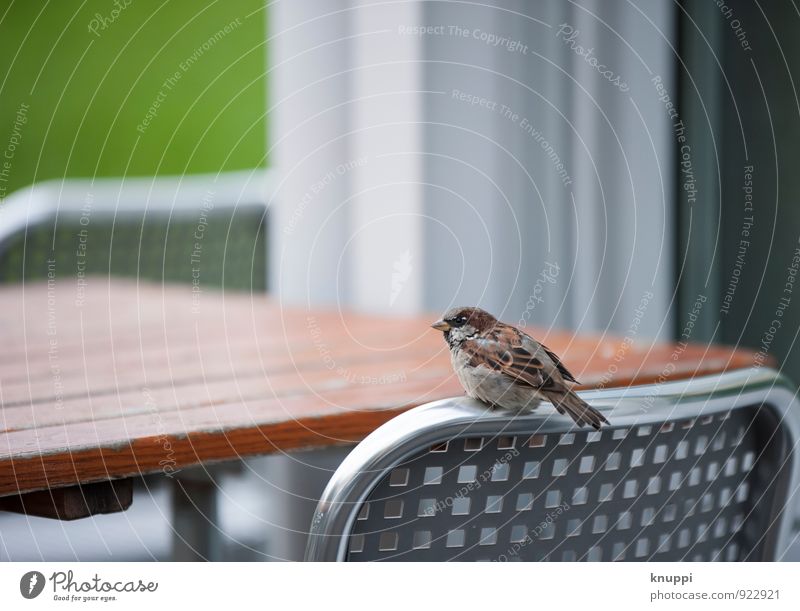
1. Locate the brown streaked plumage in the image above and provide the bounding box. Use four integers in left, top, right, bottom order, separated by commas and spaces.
431, 306, 609, 430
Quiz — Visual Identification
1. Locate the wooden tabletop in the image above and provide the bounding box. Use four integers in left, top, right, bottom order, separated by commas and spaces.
0, 278, 757, 499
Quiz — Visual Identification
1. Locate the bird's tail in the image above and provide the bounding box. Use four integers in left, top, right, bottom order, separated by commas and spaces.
543, 389, 609, 430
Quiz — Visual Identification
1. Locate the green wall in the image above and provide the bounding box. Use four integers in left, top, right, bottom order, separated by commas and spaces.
0, 0, 266, 199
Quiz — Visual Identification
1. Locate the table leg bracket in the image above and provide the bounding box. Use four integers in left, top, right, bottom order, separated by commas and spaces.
0, 479, 133, 520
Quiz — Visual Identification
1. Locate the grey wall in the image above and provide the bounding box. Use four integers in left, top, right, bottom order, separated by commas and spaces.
421, 0, 676, 339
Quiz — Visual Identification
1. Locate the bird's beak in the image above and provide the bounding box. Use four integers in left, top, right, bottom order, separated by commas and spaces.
431, 319, 450, 331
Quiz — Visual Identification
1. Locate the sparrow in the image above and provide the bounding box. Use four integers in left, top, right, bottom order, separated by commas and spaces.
431, 306, 609, 430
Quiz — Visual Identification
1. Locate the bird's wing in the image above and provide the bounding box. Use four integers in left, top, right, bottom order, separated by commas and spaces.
461, 325, 554, 390
539, 343, 580, 384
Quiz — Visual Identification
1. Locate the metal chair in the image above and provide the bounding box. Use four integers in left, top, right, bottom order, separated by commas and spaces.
306, 368, 800, 561
0, 170, 270, 290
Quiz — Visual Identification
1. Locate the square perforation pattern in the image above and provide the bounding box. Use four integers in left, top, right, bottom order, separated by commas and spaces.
345, 404, 784, 561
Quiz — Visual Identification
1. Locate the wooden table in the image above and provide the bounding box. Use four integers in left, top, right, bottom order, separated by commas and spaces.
0, 278, 757, 521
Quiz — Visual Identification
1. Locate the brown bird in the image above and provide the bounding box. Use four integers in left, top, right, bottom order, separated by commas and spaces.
431, 306, 609, 430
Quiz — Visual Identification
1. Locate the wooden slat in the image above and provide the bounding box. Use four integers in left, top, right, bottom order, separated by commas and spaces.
0, 277, 760, 497
0, 353, 452, 432
0, 327, 445, 405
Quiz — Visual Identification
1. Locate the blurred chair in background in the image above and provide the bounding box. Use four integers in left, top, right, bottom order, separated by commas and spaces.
0, 171, 268, 290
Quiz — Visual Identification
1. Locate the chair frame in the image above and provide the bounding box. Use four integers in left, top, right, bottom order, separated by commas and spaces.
0, 170, 271, 258
305, 367, 800, 561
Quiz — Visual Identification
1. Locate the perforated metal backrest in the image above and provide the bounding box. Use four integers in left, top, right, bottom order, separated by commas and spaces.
347, 406, 782, 561
306, 369, 800, 562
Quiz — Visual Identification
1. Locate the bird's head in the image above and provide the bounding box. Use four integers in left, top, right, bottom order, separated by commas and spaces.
431, 306, 497, 346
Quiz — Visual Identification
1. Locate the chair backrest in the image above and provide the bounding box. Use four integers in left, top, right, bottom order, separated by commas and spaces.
306, 368, 800, 561
0, 171, 270, 290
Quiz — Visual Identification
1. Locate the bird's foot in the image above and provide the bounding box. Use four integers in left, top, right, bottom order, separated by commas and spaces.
479, 401, 501, 411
